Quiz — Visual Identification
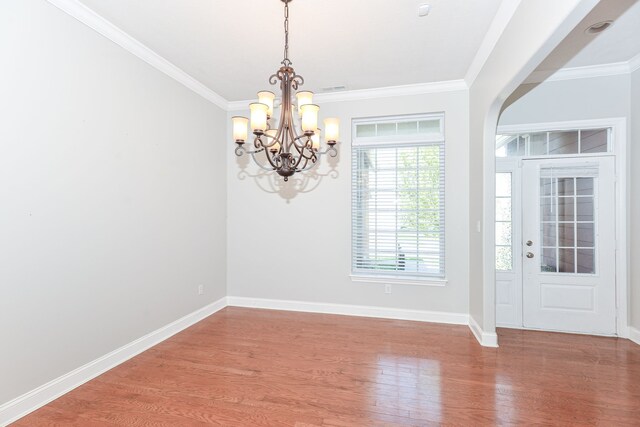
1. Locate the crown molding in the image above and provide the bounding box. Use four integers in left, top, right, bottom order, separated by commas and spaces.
465, 0, 522, 87
227, 80, 468, 112
46, 0, 228, 110
524, 60, 635, 84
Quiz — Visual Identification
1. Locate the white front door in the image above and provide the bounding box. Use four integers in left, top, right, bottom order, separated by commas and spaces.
521, 157, 616, 335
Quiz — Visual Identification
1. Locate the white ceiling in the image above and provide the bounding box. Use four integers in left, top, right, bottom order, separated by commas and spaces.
78, 0, 502, 101
536, 0, 640, 72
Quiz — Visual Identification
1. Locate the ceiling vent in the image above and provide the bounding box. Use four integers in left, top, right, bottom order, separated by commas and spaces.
585, 20, 613, 35
321, 86, 348, 93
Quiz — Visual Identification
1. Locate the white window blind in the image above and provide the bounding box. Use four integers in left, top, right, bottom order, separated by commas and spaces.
352, 114, 445, 280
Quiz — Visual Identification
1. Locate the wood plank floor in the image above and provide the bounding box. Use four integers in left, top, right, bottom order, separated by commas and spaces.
14, 307, 640, 426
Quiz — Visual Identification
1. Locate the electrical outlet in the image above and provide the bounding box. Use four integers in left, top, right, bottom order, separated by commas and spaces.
384, 284, 392, 294
198, 285, 204, 295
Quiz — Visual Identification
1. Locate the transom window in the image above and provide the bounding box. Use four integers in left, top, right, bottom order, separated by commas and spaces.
496, 128, 610, 158
352, 114, 445, 280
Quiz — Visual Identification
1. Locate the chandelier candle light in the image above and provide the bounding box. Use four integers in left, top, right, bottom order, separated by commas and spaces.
231, 0, 340, 182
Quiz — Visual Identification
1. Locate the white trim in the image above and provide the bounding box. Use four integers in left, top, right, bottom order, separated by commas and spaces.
227, 81, 468, 112
630, 327, 640, 346
613, 118, 629, 339
525, 62, 632, 84
227, 296, 468, 325
350, 274, 447, 287
497, 118, 625, 135
469, 316, 499, 347
465, 0, 522, 86
0, 298, 227, 426
45, 0, 228, 110
629, 53, 640, 74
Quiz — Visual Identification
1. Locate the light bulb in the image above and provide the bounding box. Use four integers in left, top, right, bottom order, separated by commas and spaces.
257, 91, 275, 117
300, 104, 319, 134
249, 103, 269, 134
324, 118, 340, 143
296, 91, 314, 116
231, 116, 249, 143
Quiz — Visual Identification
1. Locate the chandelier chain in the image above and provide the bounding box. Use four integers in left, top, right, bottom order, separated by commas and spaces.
282, 1, 290, 66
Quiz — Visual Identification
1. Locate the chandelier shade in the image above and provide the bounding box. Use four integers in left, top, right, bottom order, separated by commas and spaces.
232, 0, 339, 182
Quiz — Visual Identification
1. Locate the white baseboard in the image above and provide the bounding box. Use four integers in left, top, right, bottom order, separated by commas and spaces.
469, 316, 499, 347
0, 297, 227, 427
630, 326, 640, 346
227, 296, 469, 325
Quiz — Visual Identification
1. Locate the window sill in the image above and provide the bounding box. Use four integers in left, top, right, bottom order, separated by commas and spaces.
350, 274, 448, 287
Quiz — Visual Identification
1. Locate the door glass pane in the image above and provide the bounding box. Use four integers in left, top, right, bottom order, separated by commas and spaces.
541, 197, 555, 221
496, 173, 512, 197
558, 223, 575, 247
577, 249, 595, 274
559, 248, 576, 273
542, 223, 556, 247
540, 178, 553, 196
496, 198, 511, 221
496, 222, 512, 245
557, 178, 574, 196
576, 178, 594, 195
541, 248, 557, 272
539, 171, 596, 275
576, 197, 594, 221
557, 197, 575, 221
577, 223, 595, 247
496, 246, 512, 271
495, 172, 513, 271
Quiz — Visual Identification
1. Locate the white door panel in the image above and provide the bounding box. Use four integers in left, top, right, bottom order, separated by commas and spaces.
521, 157, 616, 335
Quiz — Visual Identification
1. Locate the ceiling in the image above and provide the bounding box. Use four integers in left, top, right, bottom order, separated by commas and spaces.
535, 0, 640, 72
78, 0, 502, 101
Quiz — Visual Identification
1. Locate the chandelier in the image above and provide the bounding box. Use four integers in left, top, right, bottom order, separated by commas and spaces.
231, 0, 340, 182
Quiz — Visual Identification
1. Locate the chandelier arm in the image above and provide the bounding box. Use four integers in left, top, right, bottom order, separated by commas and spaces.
297, 157, 309, 171
297, 154, 321, 173
315, 145, 338, 157
250, 151, 278, 171
236, 145, 266, 156
260, 132, 283, 150
291, 134, 312, 149
261, 146, 282, 170
290, 139, 314, 171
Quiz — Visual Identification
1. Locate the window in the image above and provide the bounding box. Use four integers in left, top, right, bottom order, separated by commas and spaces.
496, 172, 513, 271
351, 114, 445, 280
496, 128, 610, 158
539, 169, 597, 274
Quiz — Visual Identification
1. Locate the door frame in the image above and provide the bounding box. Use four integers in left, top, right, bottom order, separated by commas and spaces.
496, 117, 628, 338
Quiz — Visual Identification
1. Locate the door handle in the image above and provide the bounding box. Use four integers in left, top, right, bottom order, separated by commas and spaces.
526, 252, 534, 259
526, 240, 533, 246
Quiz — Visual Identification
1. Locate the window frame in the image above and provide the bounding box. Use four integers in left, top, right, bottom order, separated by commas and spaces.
350, 113, 447, 286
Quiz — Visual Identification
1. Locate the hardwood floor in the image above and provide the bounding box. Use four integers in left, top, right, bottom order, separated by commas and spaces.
14, 307, 640, 426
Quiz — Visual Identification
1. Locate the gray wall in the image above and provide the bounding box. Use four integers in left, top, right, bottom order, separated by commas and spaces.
0, 0, 227, 404
499, 73, 634, 329
227, 91, 471, 315
631, 68, 640, 331
500, 75, 631, 124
